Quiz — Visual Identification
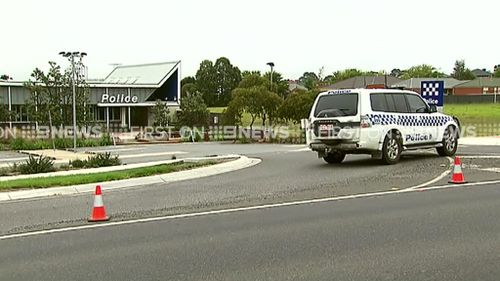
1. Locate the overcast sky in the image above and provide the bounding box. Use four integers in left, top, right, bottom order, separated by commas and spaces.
1, 0, 499, 81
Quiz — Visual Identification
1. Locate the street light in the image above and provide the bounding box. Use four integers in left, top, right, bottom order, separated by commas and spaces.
59, 51, 87, 152
266, 62, 275, 92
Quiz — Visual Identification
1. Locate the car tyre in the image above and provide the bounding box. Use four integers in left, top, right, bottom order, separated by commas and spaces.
437, 125, 458, 157
382, 131, 402, 165
323, 152, 346, 164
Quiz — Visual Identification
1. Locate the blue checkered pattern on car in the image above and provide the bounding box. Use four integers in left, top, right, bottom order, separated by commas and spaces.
367, 114, 451, 127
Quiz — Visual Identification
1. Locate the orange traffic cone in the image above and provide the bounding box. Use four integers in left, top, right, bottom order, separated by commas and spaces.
449, 157, 467, 184
89, 185, 110, 222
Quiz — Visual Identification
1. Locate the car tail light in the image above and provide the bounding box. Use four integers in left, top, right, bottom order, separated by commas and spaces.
360, 115, 372, 128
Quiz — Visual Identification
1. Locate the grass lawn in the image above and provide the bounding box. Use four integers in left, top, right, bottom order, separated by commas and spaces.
209, 107, 264, 127
444, 103, 500, 136
0, 160, 218, 190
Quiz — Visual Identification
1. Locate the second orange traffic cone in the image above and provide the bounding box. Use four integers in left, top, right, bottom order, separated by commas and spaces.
449, 156, 467, 184
89, 185, 110, 222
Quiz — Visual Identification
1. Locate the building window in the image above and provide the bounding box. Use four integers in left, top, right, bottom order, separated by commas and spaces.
483, 87, 488, 95
91, 106, 106, 121
111, 107, 121, 121
11, 105, 29, 122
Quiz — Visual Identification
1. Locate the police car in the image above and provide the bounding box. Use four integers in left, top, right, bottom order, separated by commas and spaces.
304, 89, 460, 164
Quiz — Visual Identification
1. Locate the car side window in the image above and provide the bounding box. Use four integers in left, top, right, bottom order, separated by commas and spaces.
384, 93, 396, 112
391, 94, 409, 113
370, 93, 388, 112
406, 94, 428, 113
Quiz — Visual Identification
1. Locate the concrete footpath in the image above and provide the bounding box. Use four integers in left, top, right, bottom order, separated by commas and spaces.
0, 155, 261, 202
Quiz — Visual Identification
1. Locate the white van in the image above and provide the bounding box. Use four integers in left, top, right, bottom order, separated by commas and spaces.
304, 89, 460, 164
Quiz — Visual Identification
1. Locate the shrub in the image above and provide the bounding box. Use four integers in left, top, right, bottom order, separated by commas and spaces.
86, 152, 121, 168
18, 155, 55, 174
69, 153, 121, 169
69, 159, 86, 168
99, 134, 113, 146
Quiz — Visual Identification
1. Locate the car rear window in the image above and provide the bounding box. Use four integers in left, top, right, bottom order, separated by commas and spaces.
314, 93, 358, 117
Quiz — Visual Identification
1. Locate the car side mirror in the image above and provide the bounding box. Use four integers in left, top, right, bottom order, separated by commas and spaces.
429, 104, 437, 113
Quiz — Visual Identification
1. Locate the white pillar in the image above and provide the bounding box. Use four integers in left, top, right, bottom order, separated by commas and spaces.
106, 107, 110, 130
121, 107, 126, 127
127, 88, 131, 130
8, 86, 12, 129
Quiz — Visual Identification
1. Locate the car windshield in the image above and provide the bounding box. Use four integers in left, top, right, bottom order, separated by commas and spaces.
314, 93, 358, 117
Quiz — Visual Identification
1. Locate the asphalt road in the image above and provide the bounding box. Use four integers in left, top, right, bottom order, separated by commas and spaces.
1, 144, 500, 236
1, 183, 500, 281
0, 144, 459, 235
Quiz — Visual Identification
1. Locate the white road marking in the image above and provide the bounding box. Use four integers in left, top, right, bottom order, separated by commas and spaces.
288, 147, 310, 152
90, 147, 146, 152
406, 157, 454, 190
119, 151, 188, 159
2, 178, 500, 241
0, 157, 28, 162
460, 155, 500, 159
479, 168, 500, 173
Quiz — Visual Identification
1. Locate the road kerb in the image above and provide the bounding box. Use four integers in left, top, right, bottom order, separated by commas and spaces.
0, 155, 261, 202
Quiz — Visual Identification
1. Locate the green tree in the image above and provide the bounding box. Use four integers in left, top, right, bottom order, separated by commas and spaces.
278, 90, 315, 124
152, 99, 170, 127
178, 93, 210, 127
262, 91, 283, 128
195, 60, 218, 106
181, 83, 197, 99
329, 68, 366, 84
25, 61, 90, 127
401, 64, 446, 79
390, 68, 403, 78
0, 96, 10, 123
230, 87, 266, 131
298, 72, 319, 90
263, 71, 289, 98
1, 74, 12, 80
452, 60, 475, 80
494, 68, 500, 78
214, 57, 241, 106
181, 76, 196, 87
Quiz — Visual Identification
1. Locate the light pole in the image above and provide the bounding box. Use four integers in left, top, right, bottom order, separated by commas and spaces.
267, 62, 275, 92
264, 62, 275, 140
59, 51, 87, 152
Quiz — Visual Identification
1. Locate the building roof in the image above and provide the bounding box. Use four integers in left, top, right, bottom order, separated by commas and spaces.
0, 61, 181, 89
322, 75, 402, 90
454, 77, 500, 88
471, 69, 492, 78
288, 81, 308, 91
392, 77, 467, 89
103, 61, 180, 86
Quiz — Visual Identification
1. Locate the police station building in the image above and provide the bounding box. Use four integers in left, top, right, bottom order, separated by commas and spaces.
0, 61, 181, 129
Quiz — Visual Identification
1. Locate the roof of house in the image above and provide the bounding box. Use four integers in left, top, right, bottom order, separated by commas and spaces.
392, 77, 467, 89
322, 75, 402, 90
103, 61, 180, 86
471, 69, 492, 78
288, 81, 308, 91
454, 77, 500, 88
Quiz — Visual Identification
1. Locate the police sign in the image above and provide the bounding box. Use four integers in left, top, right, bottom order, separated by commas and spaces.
421, 81, 444, 107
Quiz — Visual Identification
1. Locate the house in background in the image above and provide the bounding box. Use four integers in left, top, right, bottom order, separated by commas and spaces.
471, 68, 493, 78
287, 80, 308, 92
391, 78, 466, 95
320, 75, 402, 90
452, 77, 500, 95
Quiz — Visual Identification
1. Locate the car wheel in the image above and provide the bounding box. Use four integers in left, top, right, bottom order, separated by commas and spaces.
382, 131, 402, 165
437, 125, 458, 157
323, 151, 346, 164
